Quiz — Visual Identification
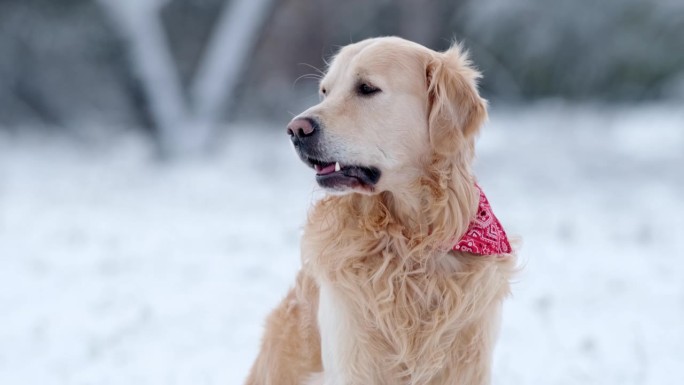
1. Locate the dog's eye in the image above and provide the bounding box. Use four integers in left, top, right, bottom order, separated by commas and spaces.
321, 87, 327, 95
357, 83, 381, 96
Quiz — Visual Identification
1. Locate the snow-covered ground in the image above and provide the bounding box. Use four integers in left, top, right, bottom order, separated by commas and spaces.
1, 103, 682, 385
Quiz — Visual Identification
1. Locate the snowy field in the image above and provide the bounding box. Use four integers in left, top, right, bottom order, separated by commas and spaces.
1, 103, 683, 385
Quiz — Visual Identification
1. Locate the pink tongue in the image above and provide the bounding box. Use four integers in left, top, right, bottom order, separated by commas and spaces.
316, 163, 337, 175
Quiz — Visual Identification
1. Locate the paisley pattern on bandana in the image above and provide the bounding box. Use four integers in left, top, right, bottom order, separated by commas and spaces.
453, 184, 512, 256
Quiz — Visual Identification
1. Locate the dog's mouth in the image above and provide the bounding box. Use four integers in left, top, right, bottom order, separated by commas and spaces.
305, 156, 381, 191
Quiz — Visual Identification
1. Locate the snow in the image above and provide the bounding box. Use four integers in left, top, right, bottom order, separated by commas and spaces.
1, 103, 683, 384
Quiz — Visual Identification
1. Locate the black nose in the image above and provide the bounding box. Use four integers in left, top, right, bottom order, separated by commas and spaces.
286, 117, 317, 139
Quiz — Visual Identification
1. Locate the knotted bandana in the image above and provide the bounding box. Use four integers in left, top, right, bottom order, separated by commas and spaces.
453, 184, 512, 256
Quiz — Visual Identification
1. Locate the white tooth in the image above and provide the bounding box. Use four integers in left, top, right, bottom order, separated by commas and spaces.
334, 162, 341, 172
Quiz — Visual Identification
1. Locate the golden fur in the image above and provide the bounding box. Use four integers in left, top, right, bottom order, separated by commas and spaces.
246, 36, 517, 385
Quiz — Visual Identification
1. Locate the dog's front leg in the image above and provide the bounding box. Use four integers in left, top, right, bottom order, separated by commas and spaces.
302, 372, 325, 385
317, 281, 354, 385
317, 281, 384, 385
245, 271, 322, 385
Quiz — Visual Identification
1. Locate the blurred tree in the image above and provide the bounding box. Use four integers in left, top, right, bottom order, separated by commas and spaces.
0, 0, 682, 135
98, 0, 274, 155
456, 0, 684, 100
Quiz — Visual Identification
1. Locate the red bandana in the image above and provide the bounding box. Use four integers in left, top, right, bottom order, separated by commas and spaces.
453, 184, 512, 256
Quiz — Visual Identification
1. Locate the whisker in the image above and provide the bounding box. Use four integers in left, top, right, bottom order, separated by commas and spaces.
322, 55, 331, 67
293, 73, 323, 87
298, 62, 325, 76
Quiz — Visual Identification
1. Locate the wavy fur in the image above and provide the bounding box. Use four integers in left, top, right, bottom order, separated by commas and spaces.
247, 37, 517, 385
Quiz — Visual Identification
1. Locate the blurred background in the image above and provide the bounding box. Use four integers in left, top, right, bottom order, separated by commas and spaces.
0, 0, 682, 384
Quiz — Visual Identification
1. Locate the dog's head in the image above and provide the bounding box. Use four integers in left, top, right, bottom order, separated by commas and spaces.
287, 37, 487, 195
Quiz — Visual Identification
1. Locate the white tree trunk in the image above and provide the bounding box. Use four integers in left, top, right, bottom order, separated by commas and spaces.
191, 0, 274, 128
99, 0, 191, 154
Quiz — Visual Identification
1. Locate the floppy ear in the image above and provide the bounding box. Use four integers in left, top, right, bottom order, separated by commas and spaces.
426, 43, 488, 156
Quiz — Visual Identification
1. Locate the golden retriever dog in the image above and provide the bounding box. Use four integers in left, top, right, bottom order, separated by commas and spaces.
246, 36, 517, 385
